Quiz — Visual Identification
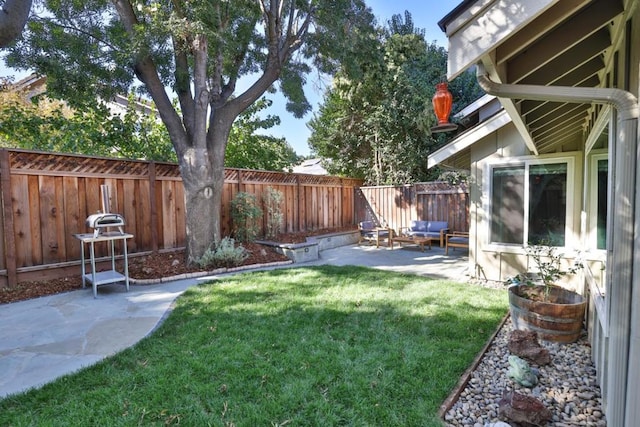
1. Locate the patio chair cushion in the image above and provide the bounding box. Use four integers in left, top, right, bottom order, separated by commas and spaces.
445, 231, 469, 255
403, 221, 449, 246
359, 221, 376, 231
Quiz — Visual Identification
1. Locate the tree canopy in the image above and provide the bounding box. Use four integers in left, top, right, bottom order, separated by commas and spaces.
0, 80, 299, 170
225, 98, 299, 171
308, 12, 484, 185
6, 0, 377, 261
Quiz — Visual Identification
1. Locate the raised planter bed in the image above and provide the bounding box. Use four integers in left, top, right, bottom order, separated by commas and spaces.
257, 230, 360, 263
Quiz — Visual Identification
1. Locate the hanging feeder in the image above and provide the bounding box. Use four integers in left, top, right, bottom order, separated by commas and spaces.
430, 82, 458, 133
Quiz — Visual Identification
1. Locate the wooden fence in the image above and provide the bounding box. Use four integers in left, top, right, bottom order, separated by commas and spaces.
356, 182, 470, 234
0, 149, 362, 288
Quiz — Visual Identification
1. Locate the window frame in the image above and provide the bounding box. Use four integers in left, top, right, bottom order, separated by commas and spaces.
588, 150, 609, 253
484, 153, 577, 250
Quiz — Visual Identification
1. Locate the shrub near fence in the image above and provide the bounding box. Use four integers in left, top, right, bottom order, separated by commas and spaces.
0, 149, 362, 288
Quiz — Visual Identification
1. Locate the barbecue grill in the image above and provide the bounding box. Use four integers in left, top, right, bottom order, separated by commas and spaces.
74, 185, 133, 297
85, 213, 126, 238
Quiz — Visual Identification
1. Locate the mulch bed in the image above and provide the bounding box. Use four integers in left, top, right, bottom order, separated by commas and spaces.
0, 227, 357, 305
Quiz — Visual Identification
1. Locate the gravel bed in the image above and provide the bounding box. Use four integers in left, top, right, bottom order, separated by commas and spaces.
443, 314, 606, 426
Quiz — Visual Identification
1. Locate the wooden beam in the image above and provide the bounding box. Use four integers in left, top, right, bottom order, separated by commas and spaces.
496, 0, 591, 64
515, 29, 611, 85
506, 0, 622, 82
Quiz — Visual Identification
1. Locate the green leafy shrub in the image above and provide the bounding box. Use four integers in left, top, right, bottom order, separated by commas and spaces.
195, 237, 248, 269
506, 241, 582, 301
263, 186, 284, 240
230, 192, 262, 242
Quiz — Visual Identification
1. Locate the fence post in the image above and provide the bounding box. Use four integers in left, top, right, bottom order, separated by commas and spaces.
0, 150, 17, 288
296, 175, 301, 232
149, 161, 158, 252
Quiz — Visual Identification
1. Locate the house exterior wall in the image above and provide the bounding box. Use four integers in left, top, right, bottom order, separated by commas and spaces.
439, 1, 640, 423
468, 122, 584, 283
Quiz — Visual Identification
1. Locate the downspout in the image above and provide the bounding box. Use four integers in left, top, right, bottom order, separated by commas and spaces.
476, 63, 639, 427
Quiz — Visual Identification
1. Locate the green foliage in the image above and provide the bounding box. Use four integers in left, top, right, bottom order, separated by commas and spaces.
230, 192, 262, 243
0, 82, 176, 161
308, 12, 484, 185
225, 98, 300, 171
438, 170, 470, 186
194, 237, 248, 269
262, 186, 284, 240
506, 242, 582, 300
6, 0, 376, 119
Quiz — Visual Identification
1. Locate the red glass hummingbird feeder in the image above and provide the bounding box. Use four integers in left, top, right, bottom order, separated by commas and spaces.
430, 82, 458, 133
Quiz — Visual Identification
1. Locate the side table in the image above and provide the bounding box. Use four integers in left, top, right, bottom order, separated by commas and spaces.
73, 232, 133, 298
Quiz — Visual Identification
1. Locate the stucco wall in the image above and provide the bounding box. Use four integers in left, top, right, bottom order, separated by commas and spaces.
468, 122, 584, 282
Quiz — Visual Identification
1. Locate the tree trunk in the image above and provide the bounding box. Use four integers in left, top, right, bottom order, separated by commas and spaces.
0, 0, 32, 47
179, 118, 230, 264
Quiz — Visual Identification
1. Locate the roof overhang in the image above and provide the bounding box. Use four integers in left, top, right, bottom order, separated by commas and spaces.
428, 109, 511, 168
436, 0, 631, 159
440, 0, 560, 80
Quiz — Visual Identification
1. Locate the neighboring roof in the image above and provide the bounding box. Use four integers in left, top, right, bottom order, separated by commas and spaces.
428, 95, 510, 169
291, 158, 328, 175
12, 74, 47, 100
10, 73, 156, 116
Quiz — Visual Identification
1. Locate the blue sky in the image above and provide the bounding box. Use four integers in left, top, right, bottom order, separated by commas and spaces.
0, 1, 459, 156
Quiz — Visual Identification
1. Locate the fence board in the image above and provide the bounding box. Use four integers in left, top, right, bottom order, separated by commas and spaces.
12, 175, 31, 268
0, 149, 363, 288
28, 175, 42, 265
356, 183, 469, 235
63, 176, 81, 261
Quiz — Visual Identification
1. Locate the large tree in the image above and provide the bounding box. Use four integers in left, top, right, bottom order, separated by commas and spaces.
308, 12, 483, 184
7, 1, 375, 261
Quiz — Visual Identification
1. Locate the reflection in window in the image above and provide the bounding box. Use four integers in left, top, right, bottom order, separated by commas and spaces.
490, 162, 568, 246
528, 163, 567, 246
491, 166, 524, 244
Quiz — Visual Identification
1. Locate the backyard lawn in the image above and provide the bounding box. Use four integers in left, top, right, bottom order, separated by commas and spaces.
0, 265, 508, 426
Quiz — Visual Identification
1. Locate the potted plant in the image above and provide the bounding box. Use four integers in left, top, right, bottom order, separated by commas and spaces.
506, 243, 586, 343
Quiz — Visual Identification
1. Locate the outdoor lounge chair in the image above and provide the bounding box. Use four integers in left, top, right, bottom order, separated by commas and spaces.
445, 231, 469, 255
358, 221, 392, 248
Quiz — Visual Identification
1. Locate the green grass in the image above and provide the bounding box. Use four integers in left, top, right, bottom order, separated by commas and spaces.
0, 265, 507, 426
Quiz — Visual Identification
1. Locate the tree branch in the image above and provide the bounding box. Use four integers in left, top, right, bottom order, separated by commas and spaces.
111, 0, 187, 152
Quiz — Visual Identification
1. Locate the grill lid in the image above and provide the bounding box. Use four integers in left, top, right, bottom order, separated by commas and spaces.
86, 213, 125, 237
86, 213, 125, 228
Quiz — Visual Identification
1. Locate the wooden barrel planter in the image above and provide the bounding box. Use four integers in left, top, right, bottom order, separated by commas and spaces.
508, 284, 587, 343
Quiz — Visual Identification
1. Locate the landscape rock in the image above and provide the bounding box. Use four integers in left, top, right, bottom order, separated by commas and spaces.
508, 330, 551, 365
498, 391, 552, 426
508, 355, 538, 387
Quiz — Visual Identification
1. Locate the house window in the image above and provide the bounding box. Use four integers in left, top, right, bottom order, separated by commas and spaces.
490, 160, 570, 246
596, 159, 608, 250
589, 152, 609, 251
491, 166, 525, 244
